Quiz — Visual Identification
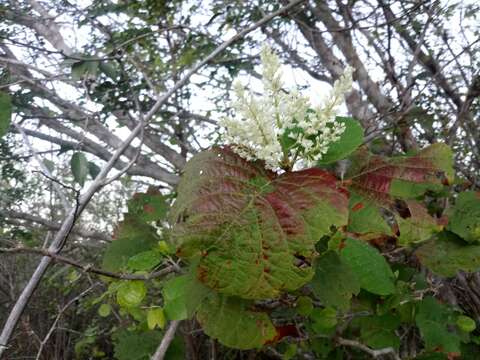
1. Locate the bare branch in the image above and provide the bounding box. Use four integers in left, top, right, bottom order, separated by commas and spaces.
336, 337, 401, 360
15, 124, 70, 211
35, 283, 99, 360
151, 321, 181, 360
0, 246, 176, 281
0, 210, 111, 242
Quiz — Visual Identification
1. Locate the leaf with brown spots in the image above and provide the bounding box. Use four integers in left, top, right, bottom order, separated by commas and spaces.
170, 147, 349, 299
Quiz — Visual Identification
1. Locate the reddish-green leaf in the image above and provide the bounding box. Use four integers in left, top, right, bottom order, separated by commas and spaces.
170, 147, 349, 299
347, 143, 453, 206
347, 192, 393, 238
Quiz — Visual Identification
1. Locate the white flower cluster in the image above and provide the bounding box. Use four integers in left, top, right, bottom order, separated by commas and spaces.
220, 45, 353, 171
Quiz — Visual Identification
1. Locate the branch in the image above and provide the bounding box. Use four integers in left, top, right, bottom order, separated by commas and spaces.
284, 6, 375, 128
0, 246, 176, 281
0, 1, 306, 355
0, 47, 181, 181
0, 210, 111, 242
14, 125, 178, 184
151, 321, 181, 360
0, 56, 64, 79
35, 283, 99, 360
336, 337, 401, 360
263, 27, 333, 83
15, 124, 70, 211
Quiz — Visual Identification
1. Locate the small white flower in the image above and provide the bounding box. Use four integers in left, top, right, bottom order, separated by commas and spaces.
221, 45, 353, 171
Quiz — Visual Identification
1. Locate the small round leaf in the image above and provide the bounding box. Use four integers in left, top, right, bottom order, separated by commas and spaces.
457, 315, 476, 333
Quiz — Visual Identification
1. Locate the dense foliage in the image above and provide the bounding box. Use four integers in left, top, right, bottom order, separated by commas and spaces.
94, 117, 480, 359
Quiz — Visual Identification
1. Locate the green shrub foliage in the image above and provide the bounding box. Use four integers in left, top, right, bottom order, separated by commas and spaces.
101, 118, 480, 358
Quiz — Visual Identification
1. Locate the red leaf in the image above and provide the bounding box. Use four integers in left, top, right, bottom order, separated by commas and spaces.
347, 144, 453, 207
265, 324, 300, 344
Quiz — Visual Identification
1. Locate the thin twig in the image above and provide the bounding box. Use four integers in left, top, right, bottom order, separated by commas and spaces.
337, 337, 401, 360
0, 210, 111, 242
0, 246, 176, 280
102, 99, 146, 186
35, 283, 99, 360
151, 321, 181, 360
15, 124, 70, 211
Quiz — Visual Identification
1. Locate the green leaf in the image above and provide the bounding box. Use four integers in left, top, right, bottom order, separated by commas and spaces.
416, 296, 460, 353
113, 330, 162, 360
128, 190, 169, 223
98, 303, 111, 317
157, 240, 172, 255
165, 336, 186, 360
74, 335, 95, 357
339, 238, 395, 295
170, 147, 349, 299
102, 216, 160, 272
447, 191, 480, 243
163, 276, 189, 320
88, 161, 101, 179
317, 117, 363, 165
196, 293, 276, 349
296, 296, 314, 316
42, 159, 55, 173
358, 314, 401, 350
283, 344, 297, 360
310, 250, 360, 310
310, 307, 338, 332
147, 308, 166, 330
347, 192, 393, 238
0, 92, 12, 138
71, 59, 99, 80
396, 201, 441, 245
70, 152, 89, 186
116, 281, 146, 308
163, 273, 210, 321
127, 251, 162, 271
310, 338, 334, 358
415, 232, 480, 277
457, 315, 476, 333
99, 61, 118, 80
